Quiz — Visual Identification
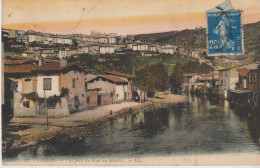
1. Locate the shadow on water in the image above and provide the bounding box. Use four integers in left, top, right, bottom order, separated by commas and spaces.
3, 94, 260, 159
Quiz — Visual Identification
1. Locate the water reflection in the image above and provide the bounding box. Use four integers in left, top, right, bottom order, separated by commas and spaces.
4, 94, 260, 159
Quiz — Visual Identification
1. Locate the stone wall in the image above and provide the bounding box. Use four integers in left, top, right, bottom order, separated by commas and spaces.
85, 90, 98, 109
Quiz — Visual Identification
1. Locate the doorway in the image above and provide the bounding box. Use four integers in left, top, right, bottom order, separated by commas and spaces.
98, 95, 102, 105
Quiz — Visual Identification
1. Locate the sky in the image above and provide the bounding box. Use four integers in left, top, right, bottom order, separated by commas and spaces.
2, 0, 260, 35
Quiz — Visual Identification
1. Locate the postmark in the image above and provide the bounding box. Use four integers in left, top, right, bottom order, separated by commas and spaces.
207, 10, 243, 56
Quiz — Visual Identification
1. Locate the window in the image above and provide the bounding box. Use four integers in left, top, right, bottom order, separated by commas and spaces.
87, 97, 90, 104
85, 83, 88, 90
23, 101, 30, 108
72, 79, 76, 88
225, 70, 228, 76
47, 101, 56, 109
221, 80, 223, 86
43, 78, 52, 90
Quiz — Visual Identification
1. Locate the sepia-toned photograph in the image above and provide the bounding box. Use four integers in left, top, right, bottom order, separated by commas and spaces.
1, 0, 260, 166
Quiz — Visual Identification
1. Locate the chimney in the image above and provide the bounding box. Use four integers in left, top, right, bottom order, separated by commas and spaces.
60, 58, 67, 67
38, 59, 45, 66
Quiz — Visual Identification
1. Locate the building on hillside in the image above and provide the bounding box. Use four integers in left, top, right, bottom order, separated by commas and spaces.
99, 45, 115, 54
148, 44, 157, 52
108, 36, 117, 44
132, 44, 138, 51
41, 48, 55, 58
217, 62, 259, 98
78, 46, 89, 54
66, 48, 78, 57
137, 44, 148, 51
88, 45, 100, 54
158, 45, 175, 54
96, 36, 108, 43
59, 48, 67, 59
113, 44, 127, 51
28, 34, 36, 43
127, 43, 133, 50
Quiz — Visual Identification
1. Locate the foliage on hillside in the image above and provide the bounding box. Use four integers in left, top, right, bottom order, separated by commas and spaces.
68, 52, 179, 75
135, 21, 260, 61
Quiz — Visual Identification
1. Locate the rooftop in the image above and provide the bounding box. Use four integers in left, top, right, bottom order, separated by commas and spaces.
236, 69, 255, 77
183, 73, 199, 77
100, 75, 128, 83
217, 62, 259, 71
105, 72, 134, 79
4, 62, 82, 74
87, 75, 128, 84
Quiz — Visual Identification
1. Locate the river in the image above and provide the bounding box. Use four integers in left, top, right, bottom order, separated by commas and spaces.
3, 94, 260, 160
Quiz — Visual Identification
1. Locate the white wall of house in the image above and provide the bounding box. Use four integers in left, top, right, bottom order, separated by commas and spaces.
28, 35, 36, 43
109, 37, 116, 44
100, 46, 115, 54
132, 45, 138, 51
149, 46, 156, 52
127, 43, 133, 49
37, 73, 60, 98
230, 77, 238, 90
98, 38, 108, 43
64, 39, 72, 45
137, 44, 148, 51
78, 47, 89, 54
115, 84, 128, 101
59, 50, 67, 59
87, 78, 115, 94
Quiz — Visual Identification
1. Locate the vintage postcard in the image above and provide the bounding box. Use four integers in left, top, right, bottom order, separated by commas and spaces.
1, 0, 260, 166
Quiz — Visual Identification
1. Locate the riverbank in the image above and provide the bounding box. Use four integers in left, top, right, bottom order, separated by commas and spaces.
3, 93, 186, 156
3, 101, 152, 151
152, 92, 186, 104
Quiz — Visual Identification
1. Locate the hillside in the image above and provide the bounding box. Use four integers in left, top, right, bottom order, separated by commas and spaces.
135, 21, 260, 62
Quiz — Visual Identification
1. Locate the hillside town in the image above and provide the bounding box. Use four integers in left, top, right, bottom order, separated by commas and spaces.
2, 2, 260, 166
2, 28, 260, 122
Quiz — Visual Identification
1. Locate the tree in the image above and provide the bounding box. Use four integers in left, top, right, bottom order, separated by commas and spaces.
133, 63, 169, 98
169, 62, 184, 93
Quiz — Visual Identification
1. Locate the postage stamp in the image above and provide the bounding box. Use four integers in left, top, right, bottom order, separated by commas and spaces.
207, 11, 243, 56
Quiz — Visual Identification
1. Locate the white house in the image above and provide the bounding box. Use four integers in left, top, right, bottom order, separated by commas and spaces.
137, 44, 148, 51
59, 49, 67, 59
86, 75, 130, 104
108, 36, 116, 44
132, 44, 138, 51
218, 62, 259, 98
100, 46, 115, 54
28, 34, 36, 43
97, 37, 108, 43
149, 45, 157, 52
78, 46, 89, 54
127, 43, 133, 50
64, 38, 73, 45
158, 45, 174, 54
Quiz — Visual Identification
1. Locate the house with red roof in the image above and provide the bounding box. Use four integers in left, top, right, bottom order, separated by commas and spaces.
236, 69, 254, 90
4, 57, 86, 118
217, 62, 259, 98
105, 71, 134, 100
86, 73, 132, 105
